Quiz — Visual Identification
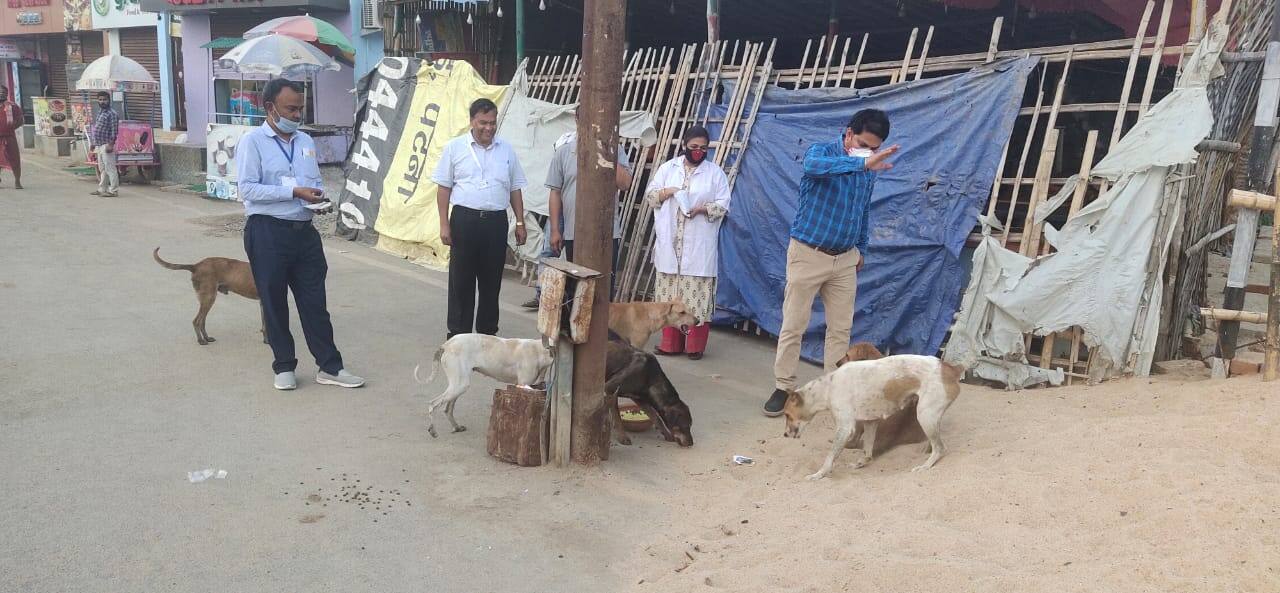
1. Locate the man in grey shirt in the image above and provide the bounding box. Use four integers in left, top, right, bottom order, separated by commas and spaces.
545, 132, 633, 298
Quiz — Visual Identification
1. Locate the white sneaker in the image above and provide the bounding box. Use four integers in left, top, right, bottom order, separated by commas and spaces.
316, 369, 365, 388
274, 371, 297, 390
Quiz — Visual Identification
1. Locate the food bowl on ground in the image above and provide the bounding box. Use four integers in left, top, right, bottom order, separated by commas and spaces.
619, 403, 654, 433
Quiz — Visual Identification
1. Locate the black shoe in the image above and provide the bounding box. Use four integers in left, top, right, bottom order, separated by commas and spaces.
522, 297, 539, 310
763, 389, 788, 417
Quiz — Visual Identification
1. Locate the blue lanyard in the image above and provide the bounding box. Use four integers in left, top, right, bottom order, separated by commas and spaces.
273, 137, 295, 166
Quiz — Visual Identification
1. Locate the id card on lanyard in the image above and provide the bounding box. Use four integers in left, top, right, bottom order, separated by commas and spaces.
469, 143, 491, 189
274, 136, 297, 188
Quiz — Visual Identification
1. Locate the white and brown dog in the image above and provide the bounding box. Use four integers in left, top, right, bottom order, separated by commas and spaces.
415, 334, 554, 438
784, 355, 963, 480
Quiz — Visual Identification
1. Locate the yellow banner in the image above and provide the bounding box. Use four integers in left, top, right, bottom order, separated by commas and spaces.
374, 60, 507, 268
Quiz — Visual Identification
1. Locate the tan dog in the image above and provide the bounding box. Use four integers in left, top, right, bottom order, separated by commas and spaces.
836, 343, 926, 454
608, 301, 699, 349
153, 248, 264, 346
784, 355, 963, 480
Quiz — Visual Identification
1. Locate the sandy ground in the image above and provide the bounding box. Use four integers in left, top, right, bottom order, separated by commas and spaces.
2, 153, 1277, 593
625, 369, 1279, 593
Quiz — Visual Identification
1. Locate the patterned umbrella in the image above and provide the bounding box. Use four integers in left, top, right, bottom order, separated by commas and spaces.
216, 33, 340, 78
244, 15, 356, 66
75, 54, 159, 93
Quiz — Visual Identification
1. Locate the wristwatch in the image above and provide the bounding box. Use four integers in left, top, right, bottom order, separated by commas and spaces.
515, 221, 525, 227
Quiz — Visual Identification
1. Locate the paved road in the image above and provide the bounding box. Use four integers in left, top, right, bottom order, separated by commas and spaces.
0, 153, 786, 592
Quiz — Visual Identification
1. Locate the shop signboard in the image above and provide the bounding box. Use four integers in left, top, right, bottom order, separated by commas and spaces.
91, 0, 157, 30
139, 0, 347, 13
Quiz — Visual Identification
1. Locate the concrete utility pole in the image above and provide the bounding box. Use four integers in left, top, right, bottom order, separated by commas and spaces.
571, 0, 625, 464
707, 0, 721, 45
1216, 6, 1280, 376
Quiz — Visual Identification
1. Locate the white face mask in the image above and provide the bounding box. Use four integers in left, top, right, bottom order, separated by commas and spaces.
847, 147, 874, 158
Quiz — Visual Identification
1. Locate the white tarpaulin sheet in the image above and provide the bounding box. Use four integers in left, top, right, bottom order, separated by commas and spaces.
945, 19, 1226, 387
498, 87, 658, 266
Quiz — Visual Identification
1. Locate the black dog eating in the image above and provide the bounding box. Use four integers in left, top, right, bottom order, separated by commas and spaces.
606, 332, 693, 447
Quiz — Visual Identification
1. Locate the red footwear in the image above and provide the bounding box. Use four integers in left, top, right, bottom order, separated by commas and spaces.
684, 323, 709, 359
655, 326, 684, 354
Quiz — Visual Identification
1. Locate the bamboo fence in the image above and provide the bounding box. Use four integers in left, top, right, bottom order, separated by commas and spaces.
520, 1, 1233, 382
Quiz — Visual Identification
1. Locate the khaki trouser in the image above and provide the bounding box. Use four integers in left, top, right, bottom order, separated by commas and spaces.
773, 238, 860, 390
95, 144, 119, 194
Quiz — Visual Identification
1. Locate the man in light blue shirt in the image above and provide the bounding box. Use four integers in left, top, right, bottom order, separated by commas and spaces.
433, 98, 528, 338
238, 78, 363, 391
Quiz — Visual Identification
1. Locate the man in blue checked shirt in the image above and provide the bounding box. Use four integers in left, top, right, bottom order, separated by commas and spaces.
238, 78, 363, 391
89, 91, 120, 197
764, 109, 899, 417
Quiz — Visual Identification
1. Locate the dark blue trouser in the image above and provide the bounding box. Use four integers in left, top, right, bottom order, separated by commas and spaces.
244, 215, 344, 375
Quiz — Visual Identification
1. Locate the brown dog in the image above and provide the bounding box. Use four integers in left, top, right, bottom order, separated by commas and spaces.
153, 248, 265, 346
837, 342, 926, 454
608, 301, 699, 349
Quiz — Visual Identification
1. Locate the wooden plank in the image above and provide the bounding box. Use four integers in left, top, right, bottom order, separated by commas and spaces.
913, 26, 935, 81
537, 267, 567, 341
1138, 0, 1173, 118
568, 277, 598, 344
550, 339, 574, 466
1267, 176, 1280, 380
1109, 1, 1156, 149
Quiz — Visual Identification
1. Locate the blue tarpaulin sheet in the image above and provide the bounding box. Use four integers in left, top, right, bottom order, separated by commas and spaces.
709, 57, 1037, 363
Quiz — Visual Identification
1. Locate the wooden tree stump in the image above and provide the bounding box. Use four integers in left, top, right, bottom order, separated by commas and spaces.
486, 386, 547, 467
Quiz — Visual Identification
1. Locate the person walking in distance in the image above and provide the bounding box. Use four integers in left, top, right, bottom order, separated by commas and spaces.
763, 109, 899, 417
0, 85, 22, 190
434, 98, 529, 339
90, 92, 120, 197
238, 79, 364, 391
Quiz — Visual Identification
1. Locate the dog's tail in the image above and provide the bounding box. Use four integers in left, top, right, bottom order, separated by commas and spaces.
413, 347, 446, 385
153, 248, 195, 272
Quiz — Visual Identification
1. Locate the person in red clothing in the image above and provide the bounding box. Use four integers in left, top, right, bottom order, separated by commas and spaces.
0, 85, 22, 189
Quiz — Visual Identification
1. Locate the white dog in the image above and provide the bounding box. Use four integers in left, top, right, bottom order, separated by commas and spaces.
783, 355, 963, 480
415, 334, 554, 438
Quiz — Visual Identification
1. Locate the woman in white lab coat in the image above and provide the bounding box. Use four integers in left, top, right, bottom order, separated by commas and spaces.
644, 125, 732, 360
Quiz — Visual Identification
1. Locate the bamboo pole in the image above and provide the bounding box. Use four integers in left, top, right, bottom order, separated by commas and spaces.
726, 39, 776, 187
986, 16, 1003, 63
1138, 0, 1173, 117
1020, 128, 1060, 258
899, 27, 919, 82
1001, 65, 1048, 246
1229, 188, 1279, 210
848, 33, 868, 88
1066, 131, 1101, 384
1266, 182, 1280, 380
1201, 308, 1268, 323
986, 139, 1011, 220
826, 36, 850, 88
1109, 1, 1156, 150
811, 34, 833, 88
914, 26, 935, 81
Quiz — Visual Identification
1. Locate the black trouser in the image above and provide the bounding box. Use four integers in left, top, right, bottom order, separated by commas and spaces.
448, 205, 509, 338
243, 215, 344, 375
561, 238, 622, 299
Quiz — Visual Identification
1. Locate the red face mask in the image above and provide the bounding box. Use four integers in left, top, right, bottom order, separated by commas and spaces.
685, 148, 707, 164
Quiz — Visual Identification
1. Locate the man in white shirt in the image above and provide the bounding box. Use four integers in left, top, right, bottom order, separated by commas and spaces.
238, 79, 364, 391
433, 98, 528, 338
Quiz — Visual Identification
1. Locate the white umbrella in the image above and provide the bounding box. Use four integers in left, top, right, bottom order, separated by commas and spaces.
216, 33, 340, 78
76, 54, 159, 92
